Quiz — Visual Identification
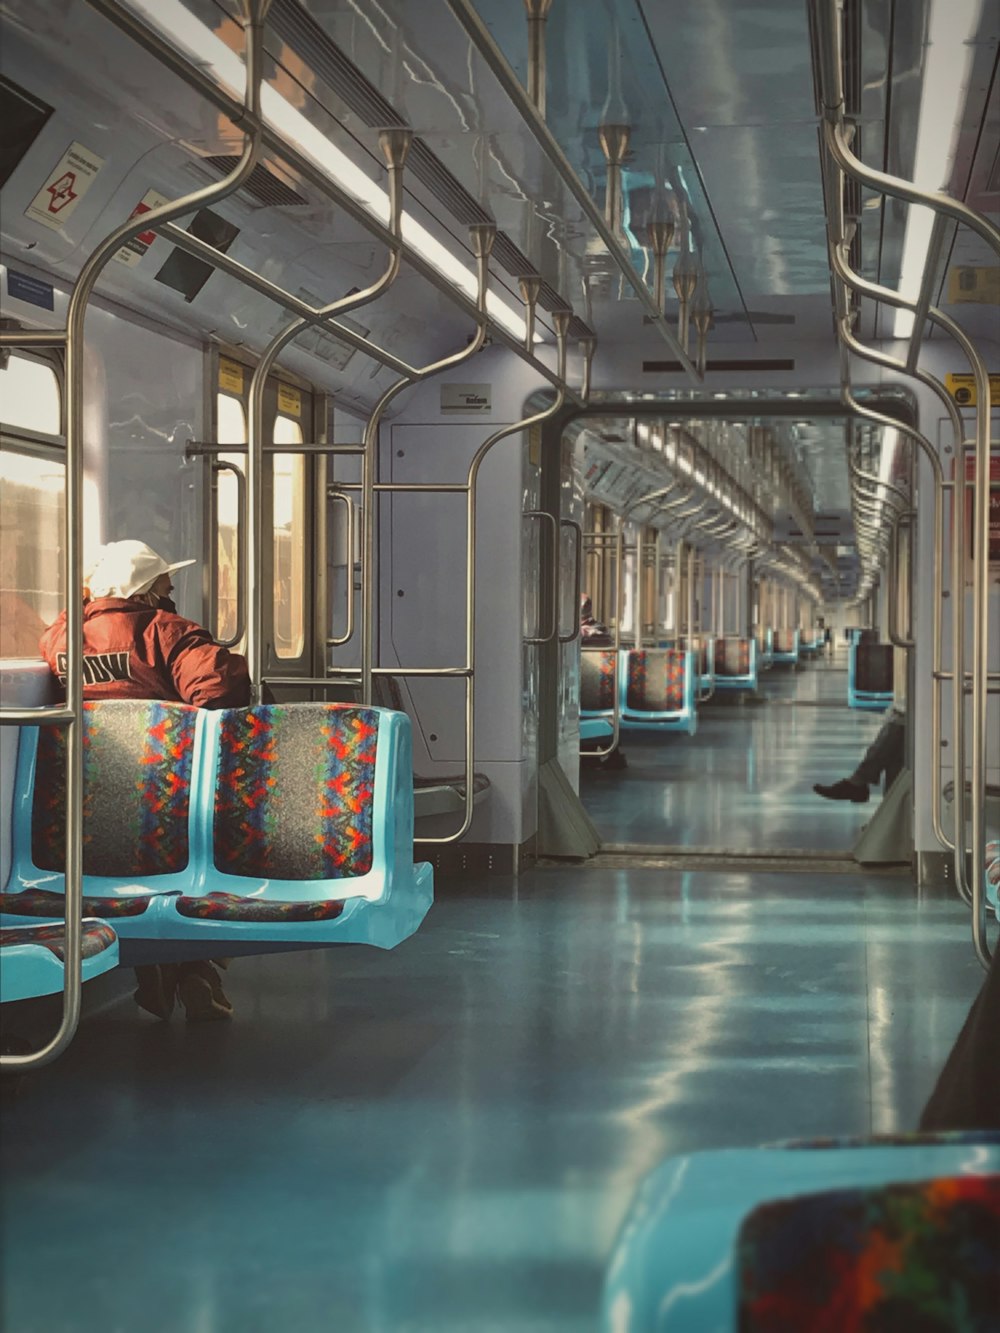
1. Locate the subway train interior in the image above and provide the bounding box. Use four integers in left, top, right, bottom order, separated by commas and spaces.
1, 0, 999, 1328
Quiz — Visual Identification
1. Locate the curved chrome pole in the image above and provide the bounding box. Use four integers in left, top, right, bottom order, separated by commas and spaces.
0, 0, 267, 1074
247, 129, 412, 694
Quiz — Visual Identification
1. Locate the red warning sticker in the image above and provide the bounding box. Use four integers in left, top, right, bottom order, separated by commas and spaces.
113, 190, 170, 267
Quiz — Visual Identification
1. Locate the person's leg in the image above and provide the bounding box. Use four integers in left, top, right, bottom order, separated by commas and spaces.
177, 960, 234, 1022
814, 711, 905, 802
133, 964, 178, 1020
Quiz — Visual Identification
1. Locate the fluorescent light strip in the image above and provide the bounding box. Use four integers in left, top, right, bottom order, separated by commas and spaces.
124, 0, 534, 344
892, 0, 984, 338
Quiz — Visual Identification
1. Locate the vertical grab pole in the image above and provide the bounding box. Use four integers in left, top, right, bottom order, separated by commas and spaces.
247, 128, 412, 695
360, 223, 495, 705
0, 0, 267, 1073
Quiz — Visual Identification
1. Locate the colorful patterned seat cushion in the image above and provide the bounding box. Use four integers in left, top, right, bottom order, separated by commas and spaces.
717, 638, 751, 676
0, 888, 152, 917
774, 629, 797, 653
0, 919, 117, 961
213, 704, 378, 880
626, 650, 686, 712
856, 643, 894, 694
31, 701, 198, 877
176, 891, 346, 922
737, 1175, 1000, 1332
581, 650, 617, 711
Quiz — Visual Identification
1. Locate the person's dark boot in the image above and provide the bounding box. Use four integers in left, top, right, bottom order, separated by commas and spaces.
813, 779, 869, 803
133, 964, 178, 1020
177, 961, 233, 1022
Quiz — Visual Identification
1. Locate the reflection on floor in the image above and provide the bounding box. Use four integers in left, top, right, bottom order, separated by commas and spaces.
582, 657, 884, 851
1, 860, 983, 1331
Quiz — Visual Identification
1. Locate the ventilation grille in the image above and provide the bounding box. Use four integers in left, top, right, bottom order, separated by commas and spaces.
204, 156, 308, 208
268, 0, 595, 336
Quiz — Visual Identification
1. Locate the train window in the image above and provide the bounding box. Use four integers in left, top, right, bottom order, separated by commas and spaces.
0, 76, 54, 190
1, 353, 61, 436
214, 392, 245, 643
272, 414, 305, 660
0, 448, 64, 656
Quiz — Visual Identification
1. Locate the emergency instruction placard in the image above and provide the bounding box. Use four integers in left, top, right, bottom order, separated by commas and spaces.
114, 189, 170, 266
25, 142, 105, 232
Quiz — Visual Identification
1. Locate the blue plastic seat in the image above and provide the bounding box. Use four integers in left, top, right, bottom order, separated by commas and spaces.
602, 1133, 1000, 1332
770, 628, 800, 665
848, 640, 894, 710
0, 918, 119, 1003
713, 637, 758, 692
619, 649, 697, 736
1, 700, 432, 952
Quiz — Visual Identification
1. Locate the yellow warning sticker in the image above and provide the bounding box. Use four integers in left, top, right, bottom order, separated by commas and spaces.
947, 266, 1000, 305
945, 373, 1000, 409
277, 383, 302, 417
218, 357, 245, 395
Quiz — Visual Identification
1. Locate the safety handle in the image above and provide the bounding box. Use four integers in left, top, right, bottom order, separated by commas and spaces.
559, 518, 583, 644
212, 460, 246, 649
524, 510, 558, 644
326, 489, 357, 648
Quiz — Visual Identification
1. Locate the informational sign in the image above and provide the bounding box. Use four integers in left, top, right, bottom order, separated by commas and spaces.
440, 382, 491, 413
277, 383, 301, 417
218, 357, 245, 395
6, 269, 55, 311
25, 141, 104, 232
113, 189, 170, 266
945, 373, 1000, 409
947, 266, 1000, 306
954, 455, 1000, 579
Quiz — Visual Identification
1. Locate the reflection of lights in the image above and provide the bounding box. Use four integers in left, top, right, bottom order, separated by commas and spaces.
123, 0, 534, 343
894, 0, 986, 338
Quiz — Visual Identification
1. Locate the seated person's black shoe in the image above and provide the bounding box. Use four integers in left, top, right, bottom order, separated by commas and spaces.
813, 779, 869, 803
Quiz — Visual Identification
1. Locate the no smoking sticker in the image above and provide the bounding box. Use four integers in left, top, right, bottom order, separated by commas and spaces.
26, 141, 105, 232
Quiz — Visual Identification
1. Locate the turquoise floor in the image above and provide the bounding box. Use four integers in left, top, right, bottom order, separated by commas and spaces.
0, 659, 985, 1332
581, 658, 884, 851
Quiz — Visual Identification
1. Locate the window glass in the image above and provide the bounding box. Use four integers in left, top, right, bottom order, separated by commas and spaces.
1, 353, 60, 436
272, 414, 305, 659
215, 392, 245, 643
0, 448, 64, 656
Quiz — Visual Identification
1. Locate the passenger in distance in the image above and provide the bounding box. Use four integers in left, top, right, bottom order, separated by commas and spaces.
813, 702, 905, 803
580, 593, 613, 646
40, 539, 251, 1023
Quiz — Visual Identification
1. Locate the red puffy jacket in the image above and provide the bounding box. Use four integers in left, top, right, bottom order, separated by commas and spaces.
40, 599, 251, 709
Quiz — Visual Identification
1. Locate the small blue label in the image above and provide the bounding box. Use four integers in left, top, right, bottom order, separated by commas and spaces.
7, 269, 55, 311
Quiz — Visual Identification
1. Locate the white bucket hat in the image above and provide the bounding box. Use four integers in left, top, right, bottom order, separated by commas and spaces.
86, 540, 195, 599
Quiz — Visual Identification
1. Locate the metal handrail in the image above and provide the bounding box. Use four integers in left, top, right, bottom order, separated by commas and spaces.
326, 490, 356, 649
887, 510, 916, 650
212, 460, 247, 649
524, 511, 560, 644
559, 519, 584, 645
84, 0, 583, 405
580, 513, 624, 760
443, 0, 702, 382
248, 127, 412, 694
0, 0, 268, 1073
815, 0, 995, 963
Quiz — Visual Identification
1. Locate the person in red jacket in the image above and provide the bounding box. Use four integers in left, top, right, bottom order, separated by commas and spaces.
40, 539, 251, 1023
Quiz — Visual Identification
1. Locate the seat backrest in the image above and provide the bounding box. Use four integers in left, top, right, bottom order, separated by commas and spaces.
581, 649, 617, 711
212, 703, 380, 880
855, 643, 894, 693
626, 650, 687, 712
716, 637, 751, 677
737, 1175, 1000, 1331
31, 700, 199, 877
774, 629, 797, 653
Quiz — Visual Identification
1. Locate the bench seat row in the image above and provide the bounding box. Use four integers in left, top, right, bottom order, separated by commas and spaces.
0, 700, 433, 951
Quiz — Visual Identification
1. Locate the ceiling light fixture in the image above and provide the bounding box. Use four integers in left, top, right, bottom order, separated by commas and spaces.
123, 0, 535, 343
892, 0, 985, 338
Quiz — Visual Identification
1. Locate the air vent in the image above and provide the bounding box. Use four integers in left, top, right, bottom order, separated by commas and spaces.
268, 0, 589, 326
643, 359, 796, 373
204, 156, 307, 208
